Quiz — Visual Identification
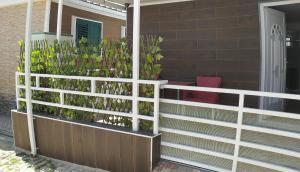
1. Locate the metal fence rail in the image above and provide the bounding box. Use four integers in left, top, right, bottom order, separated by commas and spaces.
16, 72, 165, 134
159, 84, 300, 172
15, 72, 300, 171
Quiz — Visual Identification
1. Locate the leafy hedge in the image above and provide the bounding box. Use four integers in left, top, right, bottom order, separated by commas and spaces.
18, 36, 164, 131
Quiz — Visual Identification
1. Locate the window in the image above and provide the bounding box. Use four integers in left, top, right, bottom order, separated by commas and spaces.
75, 18, 102, 44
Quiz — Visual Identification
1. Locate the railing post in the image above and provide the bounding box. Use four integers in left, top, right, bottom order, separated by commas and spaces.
36, 76, 40, 88
60, 92, 64, 105
232, 93, 245, 172
91, 79, 96, 93
15, 73, 20, 110
153, 83, 160, 135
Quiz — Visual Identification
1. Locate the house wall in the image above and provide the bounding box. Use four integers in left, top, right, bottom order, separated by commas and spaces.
49, 2, 126, 39
127, 0, 261, 92
0, 1, 46, 118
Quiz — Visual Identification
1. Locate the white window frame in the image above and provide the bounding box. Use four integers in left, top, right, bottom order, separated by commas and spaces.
71, 16, 104, 42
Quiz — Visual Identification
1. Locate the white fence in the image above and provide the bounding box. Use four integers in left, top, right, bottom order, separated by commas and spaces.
159, 84, 300, 172
15, 72, 300, 171
16, 72, 166, 134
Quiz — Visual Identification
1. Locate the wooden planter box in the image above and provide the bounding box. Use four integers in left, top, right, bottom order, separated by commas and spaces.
11, 110, 161, 172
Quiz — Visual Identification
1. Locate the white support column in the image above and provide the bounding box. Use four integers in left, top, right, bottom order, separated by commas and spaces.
232, 93, 245, 171
153, 83, 160, 135
43, 0, 51, 32
56, 0, 63, 41
132, 0, 140, 132
25, 0, 37, 156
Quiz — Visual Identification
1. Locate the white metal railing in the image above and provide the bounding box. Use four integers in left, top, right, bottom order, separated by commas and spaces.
16, 72, 167, 134
15, 72, 300, 171
159, 84, 300, 172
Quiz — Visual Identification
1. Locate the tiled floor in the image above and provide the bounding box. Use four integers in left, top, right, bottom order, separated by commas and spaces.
0, 134, 206, 172
153, 161, 209, 172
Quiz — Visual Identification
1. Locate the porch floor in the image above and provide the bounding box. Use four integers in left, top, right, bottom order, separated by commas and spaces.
0, 134, 208, 172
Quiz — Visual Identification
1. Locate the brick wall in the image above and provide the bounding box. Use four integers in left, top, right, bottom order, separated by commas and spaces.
127, 0, 261, 92
0, 1, 46, 117
49, 3, 126, 39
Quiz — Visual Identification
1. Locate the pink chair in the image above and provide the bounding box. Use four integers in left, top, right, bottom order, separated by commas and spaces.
182, 76, 222, 104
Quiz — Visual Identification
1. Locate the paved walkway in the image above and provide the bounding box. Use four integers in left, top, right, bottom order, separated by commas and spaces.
0, 135, 207, 172
0, 115, 12, 136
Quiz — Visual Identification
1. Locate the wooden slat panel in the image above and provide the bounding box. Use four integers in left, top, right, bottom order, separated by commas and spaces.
95, 128, 107, 170
120, 134, 133, 172
63, 122, 73, 162
82, 126, 96, 167
11, 112, 30, 151
12, 112, 159, 172
35, 117, 49, 156
71, 124, 84, 165
134, 136, 151, 172
106, 130, 121, 172
52, 120, 65, 160
152, 135, 161, 168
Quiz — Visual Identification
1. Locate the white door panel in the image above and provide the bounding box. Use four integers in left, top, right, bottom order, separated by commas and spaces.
261, 8, 286, 111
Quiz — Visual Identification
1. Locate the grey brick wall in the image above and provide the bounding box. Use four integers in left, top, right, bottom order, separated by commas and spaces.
0, 1, 46, 117
127, 0, 261, 91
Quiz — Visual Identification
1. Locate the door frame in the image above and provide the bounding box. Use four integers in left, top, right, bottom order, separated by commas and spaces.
259, 0, 300, 109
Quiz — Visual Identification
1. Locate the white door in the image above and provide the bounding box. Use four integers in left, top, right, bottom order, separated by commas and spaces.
261, 8, 286, 111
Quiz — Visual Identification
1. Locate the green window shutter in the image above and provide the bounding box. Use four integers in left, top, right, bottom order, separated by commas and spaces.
76, 19, 88, 42
88, 21, 101, 45
76, 18, 101, 45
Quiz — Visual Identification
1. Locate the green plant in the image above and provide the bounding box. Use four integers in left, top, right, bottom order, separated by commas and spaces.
17, 35, 164, 132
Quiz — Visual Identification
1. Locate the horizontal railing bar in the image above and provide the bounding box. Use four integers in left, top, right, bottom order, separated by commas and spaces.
29, 86, 134, 100
238, 157, 299, 172
18, 98, 134, 118
161, 155, 232, 172
18, 85, 155, 103
160, 98, 239, 112
240, 141, 300, 158
243, 107, 300, 120
242, 125, 300, 139
137, 115, 154, 121
137, 97, 155, 103
16, 72, 164, 85
18, 98, 155, 121
159, 127, 236, 144
160, 113, 237, 128
162, 141, 234, 160
137, 80, 167, 85
162, 84, 300, 100
17, 72, 134, 83
162, 84, 241, 95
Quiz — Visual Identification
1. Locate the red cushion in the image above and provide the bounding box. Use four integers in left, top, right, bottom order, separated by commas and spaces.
197, 76, 221, 88
182, 76, 222, 104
